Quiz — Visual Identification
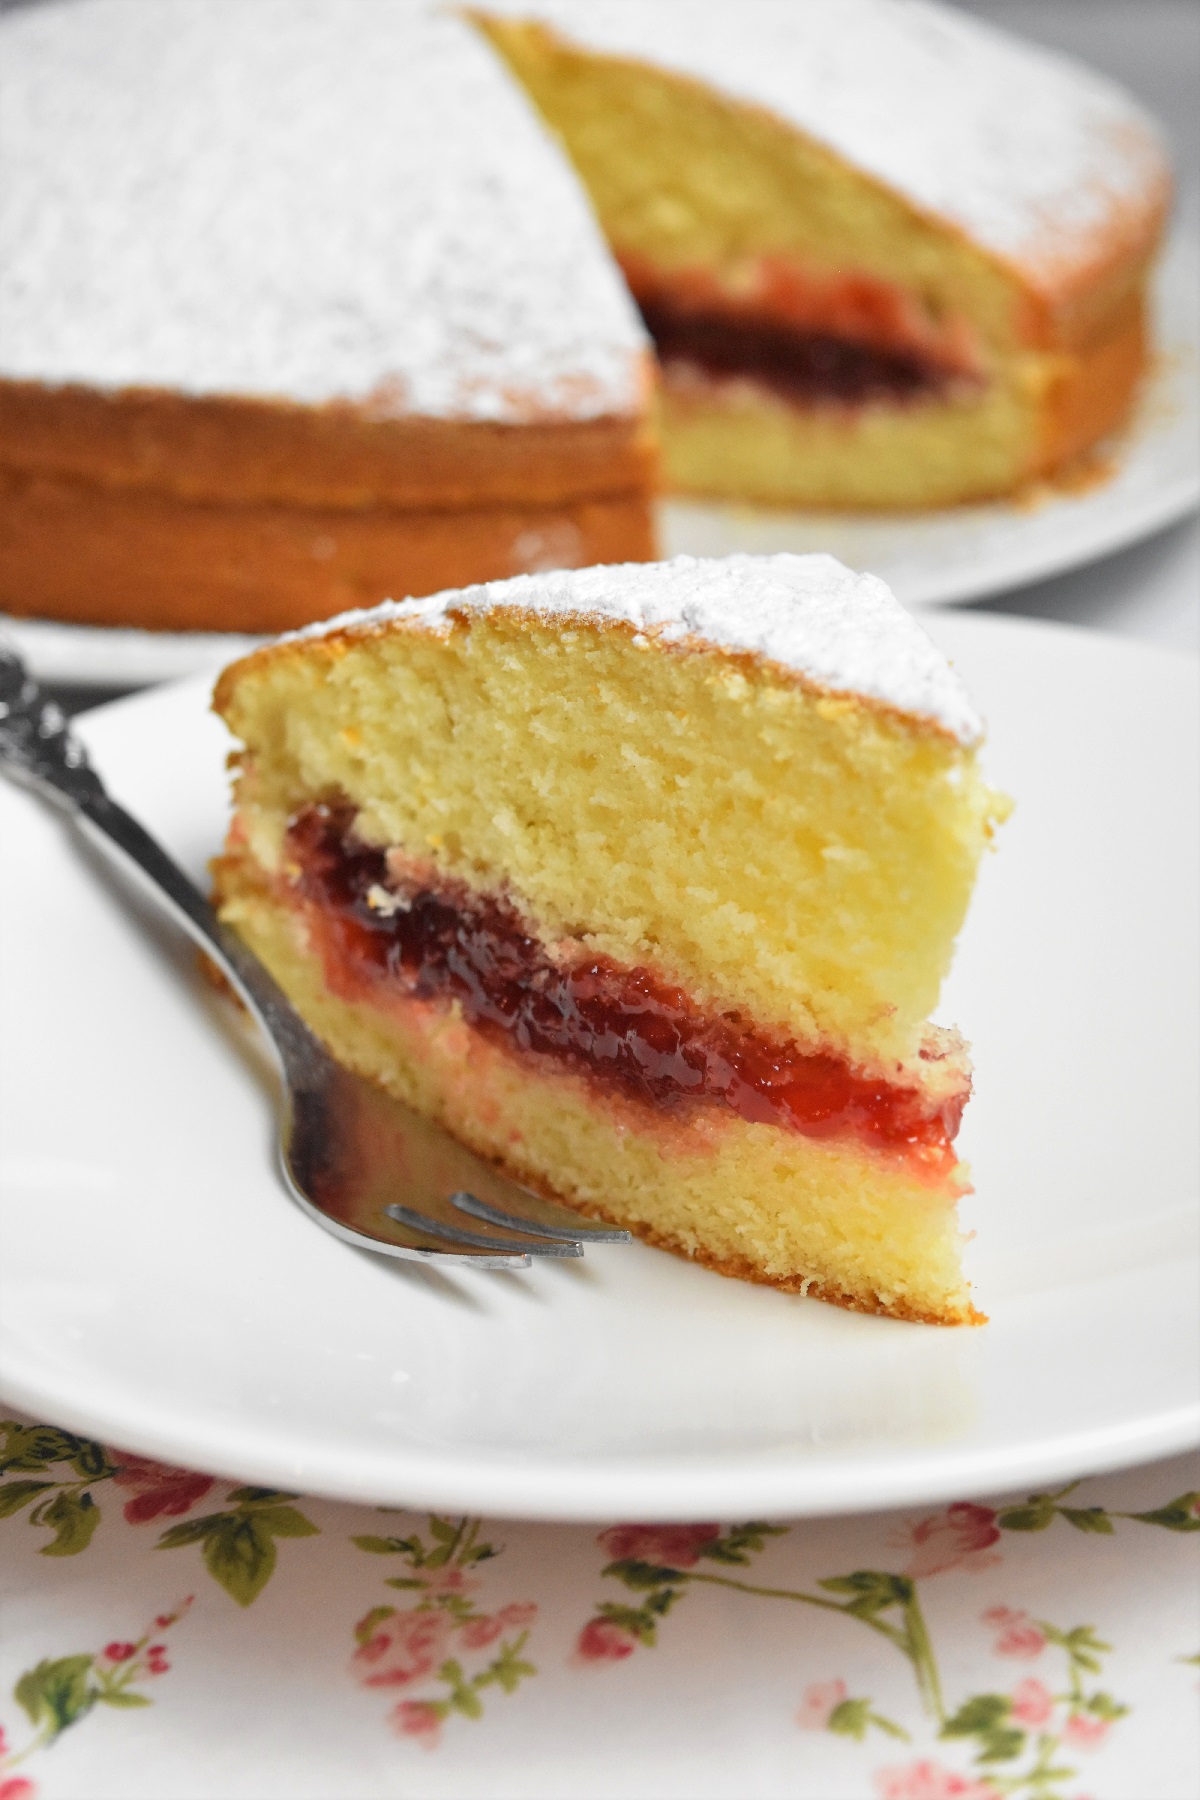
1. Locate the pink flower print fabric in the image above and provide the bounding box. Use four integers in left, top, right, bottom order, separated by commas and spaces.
390, 1700, 444, 1749
352, 1610, 451, 1690
982, 1606, 1048, 1658
112, 1454, 215, 1525
596, 1523, 721, 1567
796, 1679, 849, 1728
874, 1759, 1003, 1798
1008, 1677, 1055, 1726
573, 1617, 640, 1663
894, 1503, 1002, 1578
1063, 1712, 1113, 1750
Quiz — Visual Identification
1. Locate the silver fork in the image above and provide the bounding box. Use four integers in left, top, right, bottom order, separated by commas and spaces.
0, 645, 630, 1269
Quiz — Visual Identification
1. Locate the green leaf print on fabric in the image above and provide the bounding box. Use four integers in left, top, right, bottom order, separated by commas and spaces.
0, 1600, 192, 1785
941, 1692, 1025, 1763
996, 1479, 1200, 1537
578, 1527, 945, 1719
35, 1491, 101, 1557
14, 1657, 96, 1740
0, 1425, 116, 1483
1124, 1492, 1200, 1532
573, 1477, 1200, 1798
1055, 1505, 1113, 1533
798, 1677, 911, 1744
156, 1491, 319, 1606
352, 1517, 498, 1572
0, 1423, 118, 1558
0, 1482, 55, 1520
0, 1421, 225, 1563
919, 1610, 1135, 1796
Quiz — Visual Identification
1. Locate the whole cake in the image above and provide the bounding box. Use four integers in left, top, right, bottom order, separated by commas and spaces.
0, 0, 655, 633
212, 553, 1007, 1324
0, 0, 1170, 635
479, 0, 1171, 507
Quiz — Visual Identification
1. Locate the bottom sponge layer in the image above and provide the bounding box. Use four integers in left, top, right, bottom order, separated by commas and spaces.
218, 858, 982, 1326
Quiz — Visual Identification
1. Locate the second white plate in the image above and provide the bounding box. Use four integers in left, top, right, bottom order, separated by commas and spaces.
0, 611, 1197, 1519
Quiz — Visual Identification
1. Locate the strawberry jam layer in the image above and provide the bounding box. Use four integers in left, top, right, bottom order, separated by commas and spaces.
623, 255, 981, 409
288, 803, 964, 1180
640, 299, 952, 406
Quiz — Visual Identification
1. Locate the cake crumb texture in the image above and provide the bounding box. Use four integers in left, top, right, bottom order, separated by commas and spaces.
479, 0, 1168, 292
216, 554, 1003, 1069
216, 858, 982, 1325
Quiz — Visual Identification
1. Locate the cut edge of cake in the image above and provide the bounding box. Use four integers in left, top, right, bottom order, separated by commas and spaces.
212, 553, 1007, 1326
474, 0, 1170, 508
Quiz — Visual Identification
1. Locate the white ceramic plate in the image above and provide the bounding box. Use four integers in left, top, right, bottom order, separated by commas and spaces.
5, 238, 1197, 689
0, 612, 1197, 1519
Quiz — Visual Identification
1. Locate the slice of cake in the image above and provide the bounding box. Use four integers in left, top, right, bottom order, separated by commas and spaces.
0, 0, 655, 634
476, 0, 1171, 508
212, 553, 1006, 1324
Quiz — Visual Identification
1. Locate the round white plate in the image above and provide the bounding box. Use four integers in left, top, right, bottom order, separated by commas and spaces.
5, 238, 1197, 689
0, 612, 1197, 1519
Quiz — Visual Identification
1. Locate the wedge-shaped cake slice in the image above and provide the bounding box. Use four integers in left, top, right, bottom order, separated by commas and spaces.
213, 553, 1006, 1322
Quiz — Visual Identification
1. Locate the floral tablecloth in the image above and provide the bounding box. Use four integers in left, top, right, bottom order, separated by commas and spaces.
0, 1410, 1196, 1800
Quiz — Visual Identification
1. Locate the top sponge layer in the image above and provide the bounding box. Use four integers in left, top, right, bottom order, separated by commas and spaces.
285, 552, 983, 746
218, 554, 1001, 1066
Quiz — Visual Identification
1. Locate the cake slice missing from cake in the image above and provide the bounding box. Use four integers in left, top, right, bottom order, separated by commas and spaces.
213, 553, 1007, 1323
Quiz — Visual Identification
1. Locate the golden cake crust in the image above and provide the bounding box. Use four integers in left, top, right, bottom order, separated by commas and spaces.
0, 382, 659, 634
0, 379, 658, 513
556, 1202, 985, 1327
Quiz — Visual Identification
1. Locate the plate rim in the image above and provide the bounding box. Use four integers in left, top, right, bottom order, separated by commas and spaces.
0, 1357, 1195, 1522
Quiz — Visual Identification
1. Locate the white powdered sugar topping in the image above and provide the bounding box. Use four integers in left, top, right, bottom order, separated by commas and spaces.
287, 553, 984, 745
0, 0, 646, 419
491, 0, 1168, 287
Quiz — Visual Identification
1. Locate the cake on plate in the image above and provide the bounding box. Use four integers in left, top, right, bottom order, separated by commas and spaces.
478, 0, 1171, 508
0, 0, 655, 634
0, 0, 1170, 637
212, 552, 1007, 1324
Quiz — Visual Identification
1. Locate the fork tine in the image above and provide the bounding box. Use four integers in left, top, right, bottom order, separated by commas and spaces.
449, 1189, 632, 1244
281, 1177, 534, 1269
383, 1203, 582, 1258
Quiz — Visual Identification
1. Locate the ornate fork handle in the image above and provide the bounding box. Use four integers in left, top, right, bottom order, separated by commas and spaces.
0, 642, 319, 1074
0, 641, 108, 809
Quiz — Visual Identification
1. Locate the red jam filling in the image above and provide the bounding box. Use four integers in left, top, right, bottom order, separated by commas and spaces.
622, 255, 981, 409
638, 297, 952, 405
287, 804, 963, 1179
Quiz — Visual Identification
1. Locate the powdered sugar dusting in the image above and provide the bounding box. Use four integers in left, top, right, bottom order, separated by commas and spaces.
492, 0, 1168, 289
0, 0, 646, 419
285, 553, 984, 745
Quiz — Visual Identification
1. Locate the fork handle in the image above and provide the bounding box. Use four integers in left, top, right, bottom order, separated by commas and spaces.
75, 792, 317, 1066
0, 641, 315, 1068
